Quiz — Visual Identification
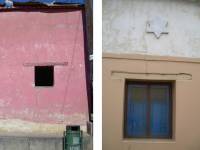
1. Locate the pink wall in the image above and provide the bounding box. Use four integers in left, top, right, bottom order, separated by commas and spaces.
0, 9, 88, 125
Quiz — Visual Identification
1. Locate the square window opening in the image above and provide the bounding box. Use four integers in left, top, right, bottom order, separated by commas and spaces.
35, 66, 54, 87
124, 80, 173, 139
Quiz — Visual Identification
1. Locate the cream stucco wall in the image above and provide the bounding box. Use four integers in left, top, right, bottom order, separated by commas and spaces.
103, 0, 200, 58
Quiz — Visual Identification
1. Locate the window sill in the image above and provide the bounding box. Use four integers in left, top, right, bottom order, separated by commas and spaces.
34, 86, 54, 88
122, 138, 176, 143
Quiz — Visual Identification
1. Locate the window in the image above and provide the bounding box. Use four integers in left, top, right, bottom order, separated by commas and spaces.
124, 81, 172, 139
35, 66, 54, 86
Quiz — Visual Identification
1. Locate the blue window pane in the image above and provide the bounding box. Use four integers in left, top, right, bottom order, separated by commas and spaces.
0, 0, 4, 4
126, 85, 147, 137
150, 85, 170, 138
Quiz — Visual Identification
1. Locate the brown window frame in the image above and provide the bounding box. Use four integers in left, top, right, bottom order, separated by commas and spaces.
123, 80, 173, 139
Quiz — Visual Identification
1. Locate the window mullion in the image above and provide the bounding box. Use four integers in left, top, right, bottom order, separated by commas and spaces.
146, 84, 151, 138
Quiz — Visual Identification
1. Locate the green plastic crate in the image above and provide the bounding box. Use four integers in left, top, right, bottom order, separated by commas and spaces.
64, 126, 83, 150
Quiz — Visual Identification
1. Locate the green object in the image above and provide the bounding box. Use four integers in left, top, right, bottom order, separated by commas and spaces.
64, 125, 83, 150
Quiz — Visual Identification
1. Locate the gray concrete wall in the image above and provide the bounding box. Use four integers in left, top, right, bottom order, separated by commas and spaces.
0, 133, 92, 150
103, 0, 200, 58
0, 137, 62, 150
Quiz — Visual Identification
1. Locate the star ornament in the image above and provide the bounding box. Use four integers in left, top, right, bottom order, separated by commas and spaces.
146, 16, 169, 39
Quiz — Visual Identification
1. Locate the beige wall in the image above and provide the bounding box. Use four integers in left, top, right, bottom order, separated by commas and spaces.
103, 53, 200, 150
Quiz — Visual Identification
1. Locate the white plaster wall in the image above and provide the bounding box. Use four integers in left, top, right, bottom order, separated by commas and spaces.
103, 0, 200, 58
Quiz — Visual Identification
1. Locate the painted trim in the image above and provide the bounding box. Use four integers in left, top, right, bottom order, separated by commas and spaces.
23, 62, 68, 66
103, 53, 200, 64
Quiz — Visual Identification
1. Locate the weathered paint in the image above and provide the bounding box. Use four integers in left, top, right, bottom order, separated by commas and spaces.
103, 0, 200, 58
103, 0, 200, 149
0, 9, 88, 134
